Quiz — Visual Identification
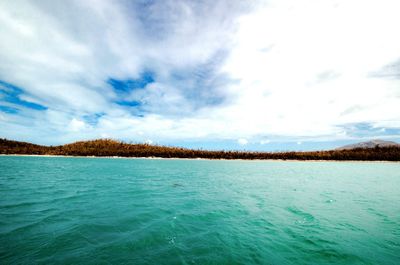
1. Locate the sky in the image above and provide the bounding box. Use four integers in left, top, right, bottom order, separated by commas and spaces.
0, 0, 400, 151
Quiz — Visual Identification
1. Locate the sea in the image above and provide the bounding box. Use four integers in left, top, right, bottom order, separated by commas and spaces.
0, 156, 399, 264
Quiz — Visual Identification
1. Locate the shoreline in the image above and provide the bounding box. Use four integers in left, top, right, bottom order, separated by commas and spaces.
1, 154, 399, 163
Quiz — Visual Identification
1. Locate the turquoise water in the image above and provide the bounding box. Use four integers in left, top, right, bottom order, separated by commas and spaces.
0, 156, 399, 264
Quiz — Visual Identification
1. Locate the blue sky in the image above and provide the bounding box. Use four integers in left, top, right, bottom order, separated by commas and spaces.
0, 0, 400, 151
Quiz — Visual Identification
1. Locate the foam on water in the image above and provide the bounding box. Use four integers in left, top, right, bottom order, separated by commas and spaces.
0, 157, 400, 264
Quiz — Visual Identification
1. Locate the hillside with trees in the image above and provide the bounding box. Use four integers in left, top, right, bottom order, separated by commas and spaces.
1, 138, 400, 161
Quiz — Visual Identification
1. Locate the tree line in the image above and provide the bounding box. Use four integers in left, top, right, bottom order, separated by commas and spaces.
1, 138, 400, 161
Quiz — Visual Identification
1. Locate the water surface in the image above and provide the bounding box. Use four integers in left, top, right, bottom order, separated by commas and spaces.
1, 156, 399, 264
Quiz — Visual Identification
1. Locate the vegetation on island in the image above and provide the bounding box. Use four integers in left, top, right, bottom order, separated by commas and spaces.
1, 138, 400, 161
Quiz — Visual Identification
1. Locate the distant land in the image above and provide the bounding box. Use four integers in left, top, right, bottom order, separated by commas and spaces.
336, 139, 400, 150
1, 138, 400, 161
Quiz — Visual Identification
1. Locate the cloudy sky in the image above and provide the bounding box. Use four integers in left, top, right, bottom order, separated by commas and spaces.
0, 0, 399, 150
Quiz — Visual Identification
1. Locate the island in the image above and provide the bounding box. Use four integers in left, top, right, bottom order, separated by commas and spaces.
1, 138, 399, 161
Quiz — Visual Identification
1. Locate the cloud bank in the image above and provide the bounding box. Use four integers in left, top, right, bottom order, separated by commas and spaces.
0, 0, 399, 149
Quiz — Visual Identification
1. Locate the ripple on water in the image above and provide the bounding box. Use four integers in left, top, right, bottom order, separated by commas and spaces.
1, 157, 400, 265
286, 206, 316, 224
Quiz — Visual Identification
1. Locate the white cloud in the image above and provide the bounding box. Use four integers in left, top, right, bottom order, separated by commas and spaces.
68, 118, 87, 132
238, 138, 248, 145
213, 0, 400, 141
0, 0, 399, 147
